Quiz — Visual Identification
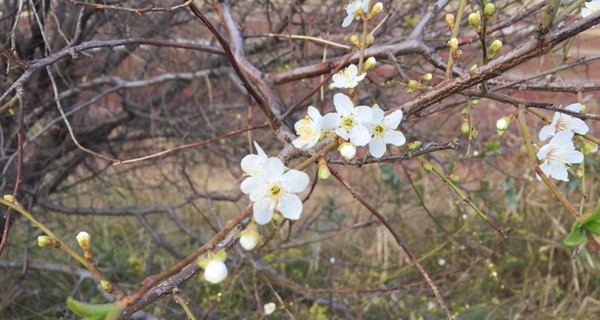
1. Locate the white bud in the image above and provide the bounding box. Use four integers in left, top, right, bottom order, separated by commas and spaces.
339, 143, 357, 159
204, 260, 228, 284
240, 233, 258, 251
76, 231, 91, 251
438, 258, 446, 266
496, 117, 509, 130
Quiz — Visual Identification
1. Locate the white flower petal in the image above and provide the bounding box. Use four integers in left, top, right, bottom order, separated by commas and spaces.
384, 110, 403, 129
571, 118, 589, 135
353, 106, 373, 124
565, 103, 582, 112
264, 158, 285, 179
350, 124, 371, 146
253, 197, 275, 225
322, 113, 339, 130
550, 164, 569, 181
307, 106, 321, 122
278, 195, 303, 220
539, 162, 551, 180
282, 170, 310, 193
536, 144, 551, 161
333, 93, 354, 115
564, 150, 584, 163
385, 130, 406, 146
369, 137, 387, 158
538, 125, 555, 141
241, 154, 263, 177
370, 106, 384, 123
342, 14, 354, 28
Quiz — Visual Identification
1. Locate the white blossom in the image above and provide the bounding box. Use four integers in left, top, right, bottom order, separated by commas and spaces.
536, 131, 584, 181
367, 107, 406, 158
264, 302, 276, 315
242, 148, 310, 225
539, 103, 589, 141
204, 260, 228, 284
322, 93, 373, 146
292, 107, 324, 149
342, 0, 369, 28
330, 64, 366, 89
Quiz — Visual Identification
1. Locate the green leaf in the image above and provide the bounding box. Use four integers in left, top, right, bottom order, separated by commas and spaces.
583, 199, 600, 224
564, 222, 585, 246
584, 221, 600, 235
66, 297, 124, 320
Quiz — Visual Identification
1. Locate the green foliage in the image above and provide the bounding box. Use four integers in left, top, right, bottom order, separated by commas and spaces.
66, 298, 123, 320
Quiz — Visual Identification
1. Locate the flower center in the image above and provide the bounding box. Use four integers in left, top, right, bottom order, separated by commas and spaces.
546, 147, 567, 165
296, 116, 314, 140
372, 123, 386, 137
341, 115, 354, 130
266, 182, 284, 200
555, 118, 573, 132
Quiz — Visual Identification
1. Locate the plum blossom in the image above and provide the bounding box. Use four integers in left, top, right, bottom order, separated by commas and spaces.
330, 64, 365, 89
342, 0, 369, 28
264, 302, 276, 315
204, 260, 228, 284
323, 93, 373, 146
536, 131, 584, 181
539, 103, 589, 140
240, 142, 270, 196
292, 106, 324, 149
582, 0, 600, 18
241, 145, 310, 225
367, 107, 406, 158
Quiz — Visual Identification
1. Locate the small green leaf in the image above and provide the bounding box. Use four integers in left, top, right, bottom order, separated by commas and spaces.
583, 199, 600, 224
564, 222, 585, 246
66, 297, 123, 320
215, 250, 227, 262
584, 221, 600, 235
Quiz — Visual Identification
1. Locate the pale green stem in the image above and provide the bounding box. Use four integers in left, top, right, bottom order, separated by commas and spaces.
0, 197, 125, 298
446, 0, 468, 79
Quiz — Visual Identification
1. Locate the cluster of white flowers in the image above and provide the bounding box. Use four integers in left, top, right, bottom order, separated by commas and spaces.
291, 93, 405, 160
536, 103, 590, 181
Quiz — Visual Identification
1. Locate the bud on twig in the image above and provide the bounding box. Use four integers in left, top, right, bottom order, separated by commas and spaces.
421, 73, 433, 82
407, 141, 422, 150
468, 11, 481, 33
370, 2, 383, 16
448, 174, 460, 182
350, 35, 360, 47
364, 57, 376, 71
100, 280, 114, 293
448, 38, 458, 51
76, 231, 91, 251
489, 40, 502, 59
422, 162, 433, 174
339, 143, 356, 160
38, 236, 60, 248
318, 157, 331, 180
445, 14, 455, 29
484, 3, 496, 17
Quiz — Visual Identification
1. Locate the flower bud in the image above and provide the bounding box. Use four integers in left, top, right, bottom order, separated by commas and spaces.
406, 89, 414, 94
407, 141, 422, 150
427, 86, 433, 90
408, 80, 419, 88
317, 157, 331, 180
448, 174, 460, 182
581, 140, 598, 155
370, 2, 383, 16
448, 38, 458, 51
422, 162, 433, 174
76, 231, 91, 251
350, 35, 360, 47
240, 223, 260, 251
366, 34, 374, 46
461, 121, 470, 134
37, 236, 60, 248
203, 260, 228, 284
421, 73, 433, 82
489, 40, 502, 58
445, 14, 455, 29
100, 280, 114, 293
339, 143, 356, 160
471, 127, 479, 138
469, 64, 478, 71
576, 167, 584, 178
484, 3, 496, 17
468, 11, 481, 32
471, 100, 478, 106
364, 57, 376, 71
453, 49, 463, 59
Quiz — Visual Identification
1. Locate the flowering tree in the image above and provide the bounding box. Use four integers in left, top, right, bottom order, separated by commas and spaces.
1, 0, 600, 318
